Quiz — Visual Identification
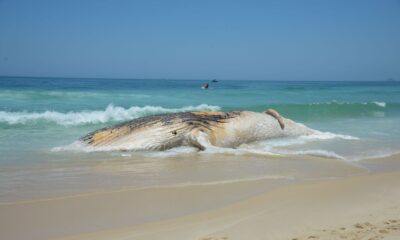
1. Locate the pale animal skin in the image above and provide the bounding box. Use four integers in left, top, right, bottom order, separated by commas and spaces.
80, 109, 314, 151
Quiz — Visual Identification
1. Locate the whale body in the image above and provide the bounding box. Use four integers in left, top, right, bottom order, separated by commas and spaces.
80, 110, 314, 151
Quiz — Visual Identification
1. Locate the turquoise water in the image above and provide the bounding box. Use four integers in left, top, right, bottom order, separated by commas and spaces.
1, 76, 399, 161
0, 76, 399, 201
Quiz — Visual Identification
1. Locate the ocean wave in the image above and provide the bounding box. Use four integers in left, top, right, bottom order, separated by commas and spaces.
261, 101, 394, 121
0, 104, 221, 126
309, 101, 386, 108
279, 149, 345, 160
309, 100, 386, 107
371, 101, 386, 107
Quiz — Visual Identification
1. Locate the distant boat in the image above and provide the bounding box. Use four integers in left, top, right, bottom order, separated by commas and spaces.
201, 83, 209, 89
212, 79, 218, 83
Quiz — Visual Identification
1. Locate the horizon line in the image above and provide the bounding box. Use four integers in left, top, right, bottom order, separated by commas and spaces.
0, 75, 397, 82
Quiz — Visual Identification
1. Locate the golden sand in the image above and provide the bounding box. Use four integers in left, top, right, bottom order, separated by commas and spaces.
0, 154, 399, 240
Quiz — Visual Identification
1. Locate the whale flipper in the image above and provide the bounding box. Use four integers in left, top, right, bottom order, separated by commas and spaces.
265, 108, 285, 130
185, 129, 212, 150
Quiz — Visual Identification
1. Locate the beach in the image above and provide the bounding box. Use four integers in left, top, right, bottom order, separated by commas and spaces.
1, 78, 400, 239
1, 0, 400, 238
0, 154, 399, 240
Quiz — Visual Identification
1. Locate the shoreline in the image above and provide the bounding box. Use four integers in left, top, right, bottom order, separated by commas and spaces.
0, 153, 367, 204
0, 154, 399, 240
61, 171, 400, 240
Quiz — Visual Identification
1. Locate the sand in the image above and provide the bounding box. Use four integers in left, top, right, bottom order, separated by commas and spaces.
0, 154, 399, 240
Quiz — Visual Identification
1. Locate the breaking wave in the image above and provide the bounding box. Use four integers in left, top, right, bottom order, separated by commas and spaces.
1, 101, 395, 126
371, 101, 386, 108
0, 104, 221, 126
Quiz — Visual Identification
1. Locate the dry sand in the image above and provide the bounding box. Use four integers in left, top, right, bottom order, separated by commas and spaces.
0, 154, 399, 240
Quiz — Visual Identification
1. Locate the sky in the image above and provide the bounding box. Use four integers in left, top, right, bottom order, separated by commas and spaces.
0, 0, 399, 81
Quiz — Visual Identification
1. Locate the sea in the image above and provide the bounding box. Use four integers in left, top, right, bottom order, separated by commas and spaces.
1, 76, 399, 202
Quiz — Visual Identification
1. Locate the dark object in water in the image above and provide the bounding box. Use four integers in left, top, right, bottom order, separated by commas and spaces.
201, 83, 209, 89
212, 79, 218, 83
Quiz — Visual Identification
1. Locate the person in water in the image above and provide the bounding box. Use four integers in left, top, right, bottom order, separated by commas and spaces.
201, 83, 209, 89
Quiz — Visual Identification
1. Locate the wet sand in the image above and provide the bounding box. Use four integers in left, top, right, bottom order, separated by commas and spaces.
0, 154, 399, 240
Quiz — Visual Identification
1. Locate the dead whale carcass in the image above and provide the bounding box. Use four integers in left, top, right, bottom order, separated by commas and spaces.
80, 109, 314, 151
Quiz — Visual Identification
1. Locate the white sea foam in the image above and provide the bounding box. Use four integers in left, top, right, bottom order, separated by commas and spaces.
51, 141, 95, 152
276, 149, 345, 160
225, 130, 359, 159
166, 175, 295, 187
0, 104, 221, 126
145, 146, 199, 157
305, 131, 359, 140
310, 101, 386, 108
245, 131, 358, 150
175, 129, 357, 158
350, 150, 400, 162
372, 101, 386, 108
201, 145, 280, 156
53, 125, 359, 161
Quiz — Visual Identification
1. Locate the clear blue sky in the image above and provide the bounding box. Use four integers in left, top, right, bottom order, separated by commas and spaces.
0, 0, 399, 81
